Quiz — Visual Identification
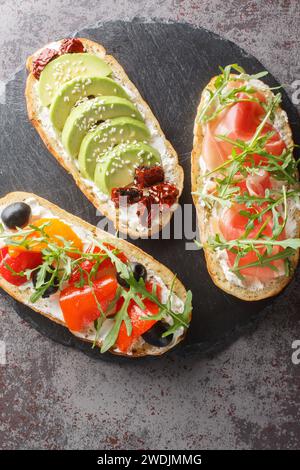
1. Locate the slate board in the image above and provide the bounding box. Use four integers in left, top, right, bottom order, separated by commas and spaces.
0, 20, 299, 361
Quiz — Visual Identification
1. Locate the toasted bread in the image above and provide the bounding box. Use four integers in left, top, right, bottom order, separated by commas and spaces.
0, 192, 190, 357
192, 75, 299, 301
25, 38, 184, 238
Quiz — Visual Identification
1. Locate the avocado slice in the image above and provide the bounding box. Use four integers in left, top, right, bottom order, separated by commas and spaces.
62, 96, 143, 158
50, 76, 129, 131
94, 142, 161, 195
78, 117, 151, 179
39, 53, 111, 107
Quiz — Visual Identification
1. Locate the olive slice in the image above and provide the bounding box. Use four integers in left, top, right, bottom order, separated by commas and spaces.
117, 262, 147, 287
32, 267, 59, 298
142, 321, 173, 348
1, 202, 31, 229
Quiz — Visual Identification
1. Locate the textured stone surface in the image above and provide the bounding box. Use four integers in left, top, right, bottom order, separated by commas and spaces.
0, 0, 300, 450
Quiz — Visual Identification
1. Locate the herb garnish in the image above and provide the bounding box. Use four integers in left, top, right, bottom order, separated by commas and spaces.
0, 224, 192, 351
198, 64, 269, 124
195, 63, 300, 280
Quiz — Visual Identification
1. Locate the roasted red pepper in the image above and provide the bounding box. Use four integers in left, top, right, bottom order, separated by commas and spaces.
69, 244, 127, 285
60, 275, 118, 332
116, 282, 162, 353
0, 247, 43, 286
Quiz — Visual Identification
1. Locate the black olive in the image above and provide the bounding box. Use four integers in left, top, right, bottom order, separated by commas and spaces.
1, 202, 31, 229
32, 268, 59, 298
132, 262, 147, 283
142, 321, 173, 348
116, 271, 129, 288
117, 262, 147, 288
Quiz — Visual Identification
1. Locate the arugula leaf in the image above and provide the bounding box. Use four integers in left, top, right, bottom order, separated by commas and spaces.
230, 247, 297, 275
198, 64, 270, 124
206, 234, 300, 252
101, 290, 131, 353
1, 226, 192, 354
163, 290, 193, 337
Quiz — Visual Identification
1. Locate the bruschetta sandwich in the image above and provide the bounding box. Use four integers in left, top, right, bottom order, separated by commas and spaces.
25, 38, 184, 237
0, 192, 192, 357
192, 64, 300, 300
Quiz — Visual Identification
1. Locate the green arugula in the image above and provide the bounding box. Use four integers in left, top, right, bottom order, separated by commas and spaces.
95, 240, 192, 350
0, 225, 192, 352
198, 64, 269, 124
195, 64, 300, 280
201, 92, 282, 180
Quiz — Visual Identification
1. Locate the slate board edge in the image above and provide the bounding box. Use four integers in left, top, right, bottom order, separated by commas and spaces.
0, 19, 299, 363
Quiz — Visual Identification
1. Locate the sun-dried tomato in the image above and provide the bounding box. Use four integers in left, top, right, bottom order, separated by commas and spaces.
137, 195, 159, 228
32, 39, 85, 79
111, 187, 143, 208
134, 165, 164, 188
148, 183, 179, 207
59, 38, 85, 54
111, 181, 178, 228
32, 48, 59, 79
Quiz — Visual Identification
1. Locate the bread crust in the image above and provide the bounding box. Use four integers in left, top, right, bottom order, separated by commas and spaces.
192, 76, 300, 301
0, 191, 190, 357
25, 38, 184, 238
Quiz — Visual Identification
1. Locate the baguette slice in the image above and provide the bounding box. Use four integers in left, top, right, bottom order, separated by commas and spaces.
192, 75, 300, 301
25, 38, 184, 238
0, 192, 190, 357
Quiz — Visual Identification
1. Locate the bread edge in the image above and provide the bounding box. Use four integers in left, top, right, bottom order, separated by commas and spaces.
25, 38, 184, 239
0, 191, 191, 357
191, 76, 300, 301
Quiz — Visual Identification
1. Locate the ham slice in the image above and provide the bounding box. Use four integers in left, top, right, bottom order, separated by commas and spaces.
202, 90, 285, 171
219, 203, 285, 280
236, 169, 271, 197
202, 81, 287, 282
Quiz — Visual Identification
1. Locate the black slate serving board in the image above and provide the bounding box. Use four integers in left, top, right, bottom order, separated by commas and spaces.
0, 20, 299, 361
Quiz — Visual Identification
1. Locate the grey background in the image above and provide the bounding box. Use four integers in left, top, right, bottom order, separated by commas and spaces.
0, 0, 300, 450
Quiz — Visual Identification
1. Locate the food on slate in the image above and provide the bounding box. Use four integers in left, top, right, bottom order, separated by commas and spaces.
25, 38, 183, 236
192, 64, 300, 300
0, 192, 192, 357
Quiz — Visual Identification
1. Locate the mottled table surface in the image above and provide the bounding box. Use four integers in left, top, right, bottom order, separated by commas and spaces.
0, 0, 299, 450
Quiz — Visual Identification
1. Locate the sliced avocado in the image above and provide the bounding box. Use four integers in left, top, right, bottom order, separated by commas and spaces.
94, 142, 161, 195
78, 117, 150, 179
62, 96, 143, 158
39, 53, 111, 107
50, 76, 128, 131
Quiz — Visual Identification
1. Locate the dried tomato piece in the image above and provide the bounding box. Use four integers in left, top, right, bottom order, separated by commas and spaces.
148, 183, 179, 207
32, 48, 59, 79
111, 187, 143, 208
137, 195, 159, 228
59, 38, 85, 54
134, 165, 164, 188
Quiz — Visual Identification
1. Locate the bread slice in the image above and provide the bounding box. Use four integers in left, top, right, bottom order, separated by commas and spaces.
25, 38, 184, 238
192, 75, 300, 301
0, 192, 190, 357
